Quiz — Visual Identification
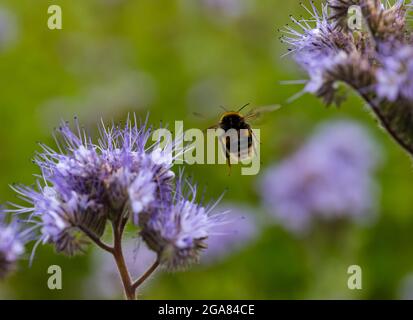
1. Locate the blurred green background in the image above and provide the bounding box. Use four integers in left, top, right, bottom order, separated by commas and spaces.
1, 0, 413, 299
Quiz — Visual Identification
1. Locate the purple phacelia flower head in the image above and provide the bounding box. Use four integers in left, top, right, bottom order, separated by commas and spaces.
9, 116, 177, 256
280, 2, 371, 105
13, 183, 107, 256
260, 120, 380, 234
281, 1, 413, 160
139, 173, 226, 271
97, 117, 175, 222
0, 219, 24, 278
127, 170, 158, 220
283, 3, 343, 65
282, 1, 413, 106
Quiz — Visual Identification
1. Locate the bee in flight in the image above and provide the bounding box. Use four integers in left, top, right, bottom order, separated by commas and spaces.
208, 103, 280, 175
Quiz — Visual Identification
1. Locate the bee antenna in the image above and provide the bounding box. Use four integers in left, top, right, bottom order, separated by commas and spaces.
237, 103, 250, 112
219, 105, 228, 112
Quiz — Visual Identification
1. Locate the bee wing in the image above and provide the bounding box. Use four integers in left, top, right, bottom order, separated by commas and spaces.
190, 111, 220, 133
244, 104, 281, 123
192, 111, 206, 119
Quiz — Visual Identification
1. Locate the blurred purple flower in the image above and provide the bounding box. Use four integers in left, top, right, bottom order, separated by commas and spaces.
0, 7, 18, 51
260, 120, 381, 233
0, 219, 24, 278
400, 273, 413, 300
202, 204, 258, 264
377, 44, 413, 102
201, 0, 249, 18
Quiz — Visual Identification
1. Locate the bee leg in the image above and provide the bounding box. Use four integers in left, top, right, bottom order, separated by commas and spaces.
226, 156, 232, 176
250, 128, 261, 145
249, 128, 258, 158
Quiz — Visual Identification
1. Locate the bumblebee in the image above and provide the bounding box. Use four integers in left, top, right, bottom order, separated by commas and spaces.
209, 103, 280, 174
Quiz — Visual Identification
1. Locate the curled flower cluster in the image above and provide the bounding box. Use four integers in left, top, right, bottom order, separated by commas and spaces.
139, 174, 226, 270
281, 0, 413, 155
260, 120, 380, 233
10, 116, 222, 272
0, 219, 24, 279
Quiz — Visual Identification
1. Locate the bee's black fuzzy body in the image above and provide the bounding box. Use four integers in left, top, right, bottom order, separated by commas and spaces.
219, 112, 249, 131
218, 112, 253, 173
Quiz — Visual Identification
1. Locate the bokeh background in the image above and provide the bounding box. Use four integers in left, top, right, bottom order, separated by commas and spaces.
1, 0, 413, 299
